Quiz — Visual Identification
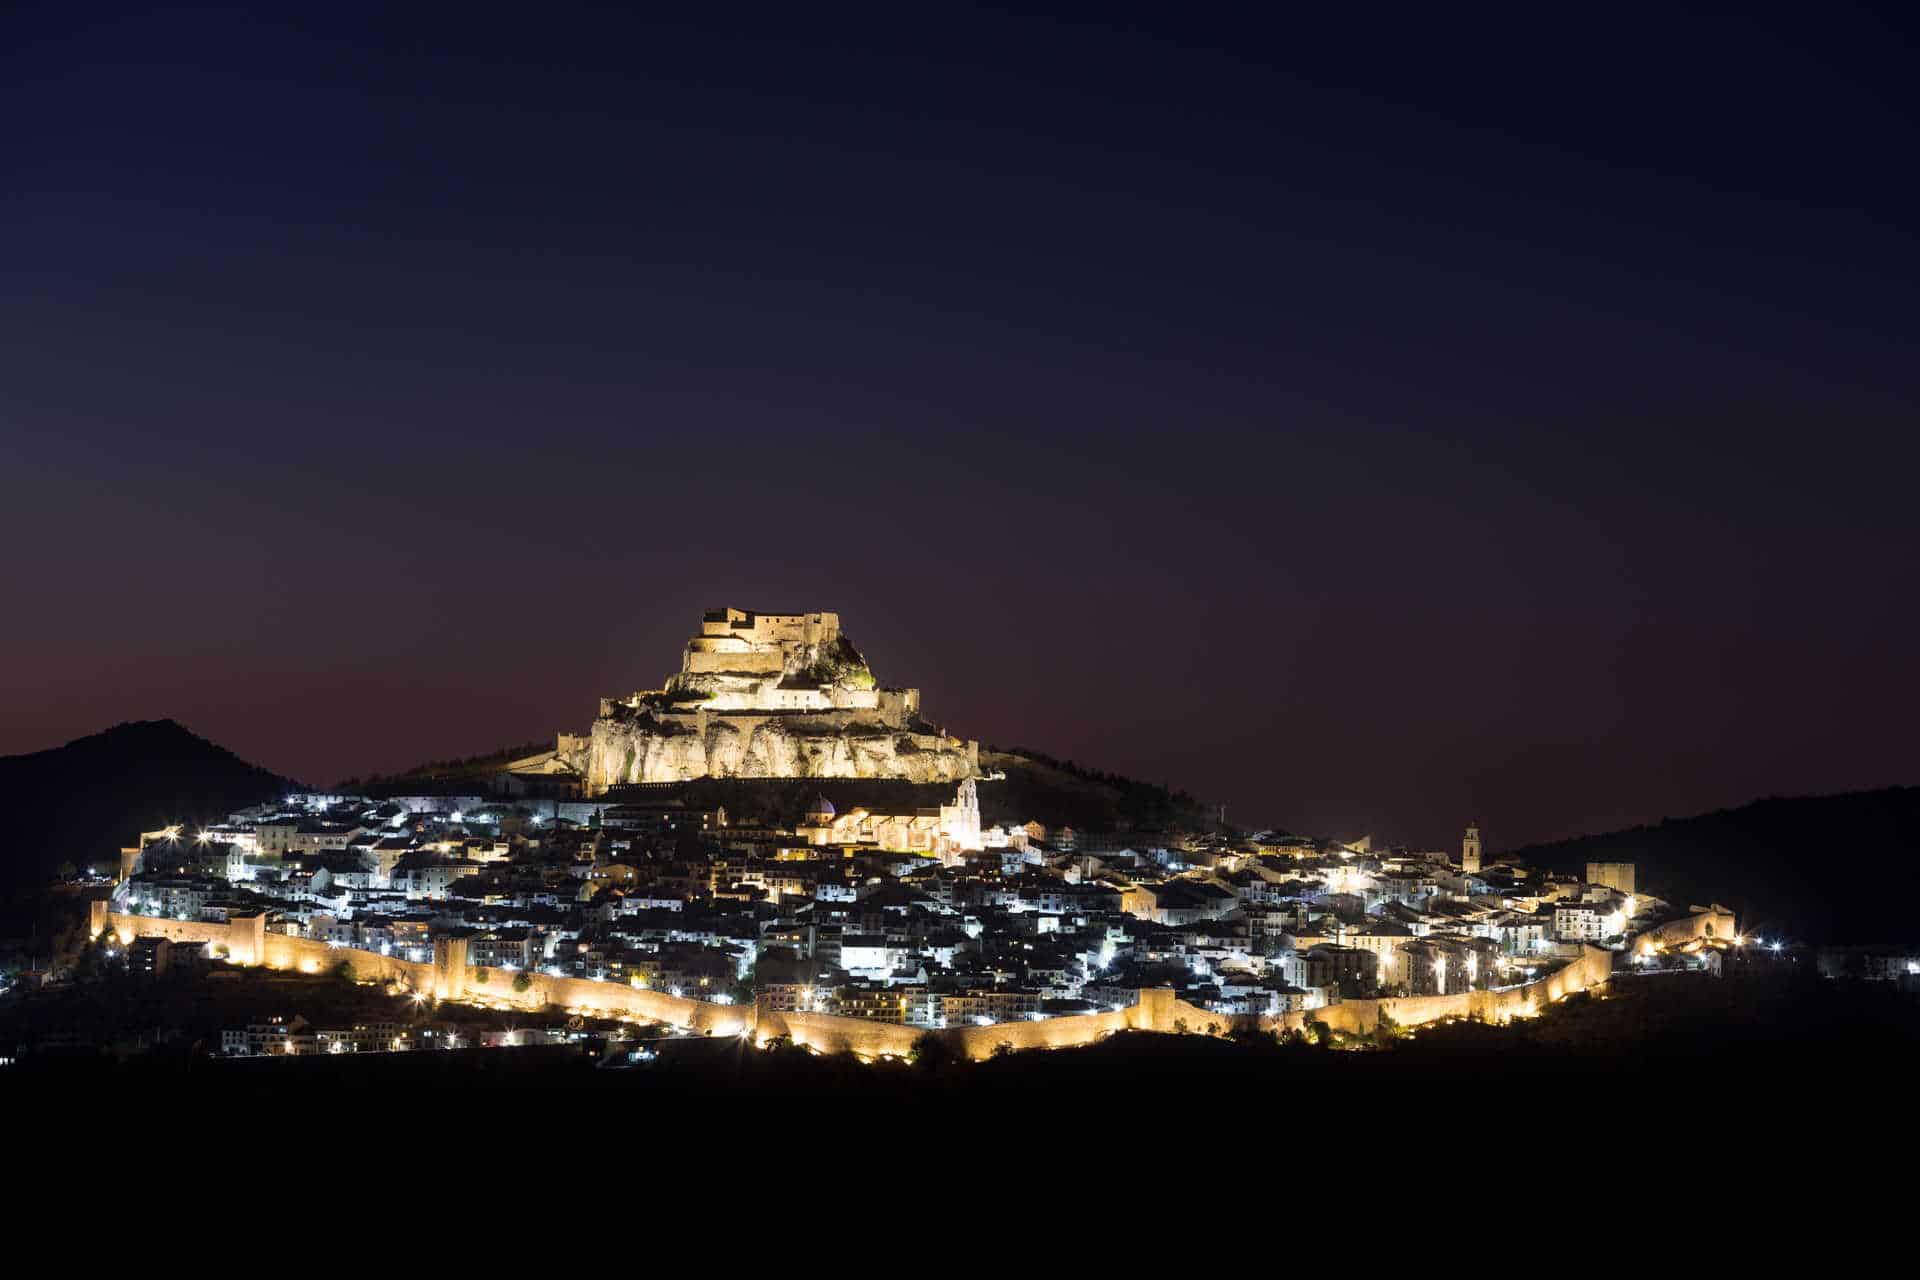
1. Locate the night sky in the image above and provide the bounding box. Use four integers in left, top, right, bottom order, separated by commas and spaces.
4, 4, 1916, 850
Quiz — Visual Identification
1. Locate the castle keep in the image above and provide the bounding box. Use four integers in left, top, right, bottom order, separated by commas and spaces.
557, 608, 978, 792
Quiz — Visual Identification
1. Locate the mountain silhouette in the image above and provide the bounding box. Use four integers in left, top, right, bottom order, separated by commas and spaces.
1504, 787, 1920, 944
0, 720, 299, 891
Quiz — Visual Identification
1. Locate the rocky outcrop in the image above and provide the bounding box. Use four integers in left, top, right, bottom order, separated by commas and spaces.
568, 607, 977, 793
577, 709, 976, 789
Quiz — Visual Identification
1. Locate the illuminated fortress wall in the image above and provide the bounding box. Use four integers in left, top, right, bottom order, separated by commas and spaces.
88, 903, 1613, 1059
94, 911, 227, 948
90, 903, 436, 988
755, 1009, 926, 1058
754, 990, 1178, 1059
1261, 945, 1617, 1035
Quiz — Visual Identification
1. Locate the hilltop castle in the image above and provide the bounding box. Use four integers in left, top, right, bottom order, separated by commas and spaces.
553, 608, 978, 792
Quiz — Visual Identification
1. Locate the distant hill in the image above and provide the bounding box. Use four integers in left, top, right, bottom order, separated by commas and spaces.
1505, 787, 1920, 944
336, 740, 551, 794
979, 748, 1219, 833
0, 721, 299, 892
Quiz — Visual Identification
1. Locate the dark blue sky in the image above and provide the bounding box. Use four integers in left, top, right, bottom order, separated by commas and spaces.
4, 3, 1916, 848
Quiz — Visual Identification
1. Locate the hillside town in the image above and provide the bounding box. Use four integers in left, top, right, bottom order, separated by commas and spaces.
2, 609, 1864, 1069
73, 777, 1758, 1061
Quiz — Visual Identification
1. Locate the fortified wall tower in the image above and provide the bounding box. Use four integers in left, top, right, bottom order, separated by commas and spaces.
562, 607, 977, 792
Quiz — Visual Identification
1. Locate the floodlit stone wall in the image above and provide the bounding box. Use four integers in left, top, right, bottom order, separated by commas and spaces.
1265, 945, 1616, 1034
86, 903, 1614, 1060
94, 905, 227, 950
755, 1008, 925, 1058
538, 975, 753, 1035
1643, 907, 1738, 947
753, 988, 1169, 1060
92, 906, 435, 987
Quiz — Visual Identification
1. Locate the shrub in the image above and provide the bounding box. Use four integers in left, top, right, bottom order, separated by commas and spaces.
909, 1030, 955, 1070
1228, 1025, 1282, 1051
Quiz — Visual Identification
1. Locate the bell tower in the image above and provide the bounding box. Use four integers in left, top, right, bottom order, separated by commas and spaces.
1462, 823, 1483, 874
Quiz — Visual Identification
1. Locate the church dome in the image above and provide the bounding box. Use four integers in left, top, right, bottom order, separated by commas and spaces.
806, 795, 836, 821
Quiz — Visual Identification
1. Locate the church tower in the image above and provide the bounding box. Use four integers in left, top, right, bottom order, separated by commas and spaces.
1462, 823, 1482, 874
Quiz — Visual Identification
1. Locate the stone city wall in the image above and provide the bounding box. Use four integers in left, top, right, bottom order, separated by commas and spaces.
755, 1008, 926, 1058
93, 905, 432, 987
1263, 944, 1615, 1035
754, 989, 1170, 1060
88, 903, 1614, 1060
94, 906, 229, 950
261, 932, 434, 989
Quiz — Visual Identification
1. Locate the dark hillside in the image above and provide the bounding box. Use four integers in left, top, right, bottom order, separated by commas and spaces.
0, 720, 298, 892
1506, 787, 1920, 943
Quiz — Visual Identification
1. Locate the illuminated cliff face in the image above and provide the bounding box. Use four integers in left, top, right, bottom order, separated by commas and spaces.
569, 608, 977, 791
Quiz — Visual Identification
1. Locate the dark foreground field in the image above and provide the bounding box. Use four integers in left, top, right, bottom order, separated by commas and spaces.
14, 973, 1918, 1131
16, 971, 1911, 1242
